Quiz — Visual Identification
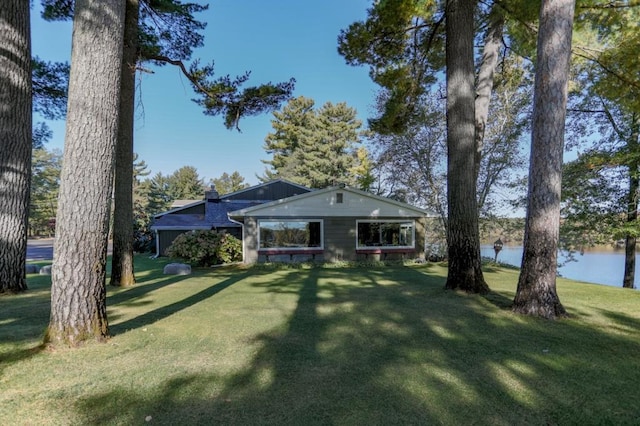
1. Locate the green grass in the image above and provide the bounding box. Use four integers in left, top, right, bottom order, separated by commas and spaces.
2, 257, 640, 425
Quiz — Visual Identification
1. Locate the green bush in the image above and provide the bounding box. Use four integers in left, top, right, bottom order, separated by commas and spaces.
166, 230, 242, 267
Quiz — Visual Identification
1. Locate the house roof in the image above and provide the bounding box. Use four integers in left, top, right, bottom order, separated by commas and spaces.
151, 200, 267, 230
204, 200, 265, 227
170, 199, 201, 209
149, 214, 210, 231
154, 201, 205, 218
221, 178, 312, 200
229, 185, 434, 218
151, 180, 315, 231
153, 179, 313, 219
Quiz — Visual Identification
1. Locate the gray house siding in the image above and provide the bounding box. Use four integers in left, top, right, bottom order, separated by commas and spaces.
157, 229, 190, 256
324, 217, 356, 261
325, 216, 426, 262
244, 216, 427, 263
243, 218, 259, 263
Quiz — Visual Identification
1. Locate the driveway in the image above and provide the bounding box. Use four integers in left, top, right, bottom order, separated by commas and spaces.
27, 238, 113, 261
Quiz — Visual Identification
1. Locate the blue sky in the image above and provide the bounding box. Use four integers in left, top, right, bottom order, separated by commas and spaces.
31, 0, 378, 185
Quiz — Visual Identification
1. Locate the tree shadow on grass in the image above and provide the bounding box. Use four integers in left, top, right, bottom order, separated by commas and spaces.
107, 273, 192, 307
597, 308, 640, 334
109, 269, 252, 335
0, 275, 52, 374
74, 265, 640, 425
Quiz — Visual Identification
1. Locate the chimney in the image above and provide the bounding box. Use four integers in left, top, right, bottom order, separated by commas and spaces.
205, 185, 219, 202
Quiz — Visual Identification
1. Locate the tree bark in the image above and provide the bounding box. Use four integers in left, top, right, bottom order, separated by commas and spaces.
622, 115, 639, 289
474, 6, 504, 177
444, 0, 489, 294
110, 0, 139, 287
514, 0, 575, 319
47, 0, 126, 346
0, 0, 32, 294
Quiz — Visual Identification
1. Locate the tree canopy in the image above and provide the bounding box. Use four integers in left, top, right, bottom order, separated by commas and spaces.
210, 171, 250, 195
261, 96, 372, 189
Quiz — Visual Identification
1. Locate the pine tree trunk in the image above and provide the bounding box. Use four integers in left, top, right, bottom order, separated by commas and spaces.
622, 117, 639, 289
0, 0, 31, 294
474, 7, 504, 176
514, 0, 575, 319
110, 0, 139, 287
444, 0, 489, 294
47, 0, 126, 346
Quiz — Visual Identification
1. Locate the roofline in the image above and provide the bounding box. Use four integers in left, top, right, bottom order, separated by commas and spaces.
228, 185, 434, 217
153, 180, 313, 219
220, 178, 312, 199
153, 200, 205, 218
150, 225, 212, 231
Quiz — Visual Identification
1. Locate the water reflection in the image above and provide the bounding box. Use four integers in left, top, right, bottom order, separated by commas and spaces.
480, 245, 638, 289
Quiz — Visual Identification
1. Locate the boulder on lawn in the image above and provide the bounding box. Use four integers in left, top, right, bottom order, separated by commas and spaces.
26, 264, 40, 274
39, 265, 52, 275
163, 263, 191, 275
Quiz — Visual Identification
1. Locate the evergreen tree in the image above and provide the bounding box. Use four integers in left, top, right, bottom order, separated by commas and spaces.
262, 97, 368, 189
0, 0, 32, 293
32, 56, 69, 121
514, 0, 575, 319
338, 0, 523, 293
29, 147, 62, 237
262, 96, 315, 180
41, 0, 295, 287
167, 166, 205, 200
111, 0, 140, 286
137, 173, 172, 218
47, 0, 126, 346
210, 171, 250, 195
444, 0, 489, 293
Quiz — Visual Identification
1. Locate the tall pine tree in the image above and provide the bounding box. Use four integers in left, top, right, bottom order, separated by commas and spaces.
47, 0, 126, 346
0, 0, 32, 293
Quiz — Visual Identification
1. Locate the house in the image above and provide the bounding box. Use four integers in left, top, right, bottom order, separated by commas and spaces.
228, 184, 430, 263
150, 179, 312, 256
151, 180, 431, 263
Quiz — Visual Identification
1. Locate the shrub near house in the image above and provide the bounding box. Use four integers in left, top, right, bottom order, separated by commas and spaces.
166, 231, 242, 267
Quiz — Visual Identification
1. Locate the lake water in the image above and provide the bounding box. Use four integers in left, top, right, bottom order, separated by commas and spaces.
480, 245, 638, 289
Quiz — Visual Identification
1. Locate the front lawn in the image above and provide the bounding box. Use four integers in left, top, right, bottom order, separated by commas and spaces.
1, 257, 639, 425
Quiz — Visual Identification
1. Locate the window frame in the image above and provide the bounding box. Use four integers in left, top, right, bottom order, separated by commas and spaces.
257, 219, 324, 251
356, 219, 416, 249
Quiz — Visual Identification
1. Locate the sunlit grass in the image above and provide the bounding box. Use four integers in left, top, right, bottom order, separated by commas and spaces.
1, 256, 639, 425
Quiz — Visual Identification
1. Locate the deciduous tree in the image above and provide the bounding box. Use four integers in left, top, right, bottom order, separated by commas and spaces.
562, 3, 640, 289
338, 0, 529, 293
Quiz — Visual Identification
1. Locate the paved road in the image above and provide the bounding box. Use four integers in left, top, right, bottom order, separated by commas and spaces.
27, 238, 54, 261
27, 238, 113, 261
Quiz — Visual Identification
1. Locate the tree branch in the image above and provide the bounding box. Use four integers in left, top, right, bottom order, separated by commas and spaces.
146, 54, 211, 95
577, 0, 640, 9
572, 49, 640, 91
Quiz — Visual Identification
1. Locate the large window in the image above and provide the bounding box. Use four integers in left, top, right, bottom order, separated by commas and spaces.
357, 220, 414, 248
259, 220, 323, 249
